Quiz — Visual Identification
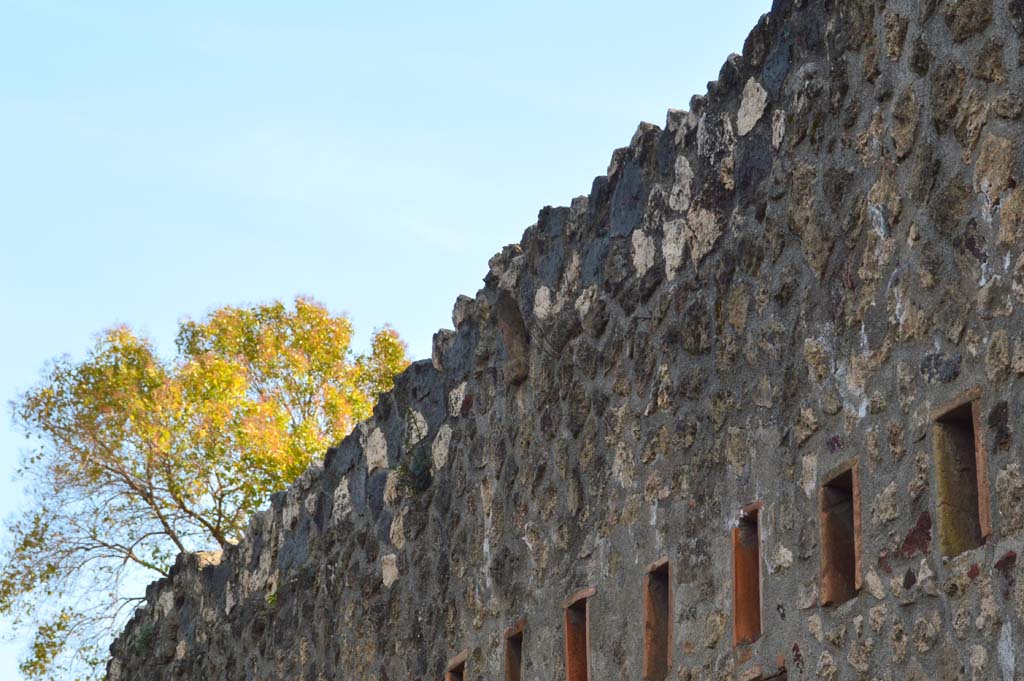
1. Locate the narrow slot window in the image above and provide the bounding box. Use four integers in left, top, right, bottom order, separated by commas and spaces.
934, 396, 990, 556
504, 619, 525, 681
446, 650, 468, 681
732, 504, 762, 645
820, 464, 861, 606
643, 559, 671, 681
563, 588, 594, 681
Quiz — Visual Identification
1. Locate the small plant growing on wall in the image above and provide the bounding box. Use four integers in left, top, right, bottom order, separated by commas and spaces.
133, 624, 155, 657
395, 445, 433, 495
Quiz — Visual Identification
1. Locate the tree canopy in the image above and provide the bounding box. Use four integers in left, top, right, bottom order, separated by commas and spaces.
1, 297, 409, 679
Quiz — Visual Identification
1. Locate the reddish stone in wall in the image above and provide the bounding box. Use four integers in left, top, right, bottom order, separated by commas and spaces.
900, 512, 933, 559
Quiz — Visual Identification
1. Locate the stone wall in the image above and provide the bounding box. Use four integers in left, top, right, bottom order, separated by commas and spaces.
108, 0, 1024, 679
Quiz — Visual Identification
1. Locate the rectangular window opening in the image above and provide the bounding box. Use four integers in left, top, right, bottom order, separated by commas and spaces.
563, 588, 594, 681
504, 619, 525, 681
820, 465, 860, 606
446, 662, 464, 681
732, 505, 762, 646
643, 559, 672, 681
446, 650, 468, 681
934, 397, 989, 556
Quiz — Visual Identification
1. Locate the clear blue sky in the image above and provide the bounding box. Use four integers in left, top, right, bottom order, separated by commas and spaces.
0, 0, 769, 674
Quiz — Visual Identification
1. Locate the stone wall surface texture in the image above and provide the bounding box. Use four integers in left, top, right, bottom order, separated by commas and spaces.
108, 0, 1024, 678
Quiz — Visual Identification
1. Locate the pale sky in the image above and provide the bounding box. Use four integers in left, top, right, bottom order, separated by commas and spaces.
0, 0, 771, 674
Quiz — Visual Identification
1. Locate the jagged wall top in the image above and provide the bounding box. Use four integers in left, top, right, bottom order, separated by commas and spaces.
109, 0, 1024, 679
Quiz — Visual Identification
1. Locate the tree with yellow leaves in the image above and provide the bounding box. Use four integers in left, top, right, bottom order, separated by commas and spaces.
2, 297, 409, 679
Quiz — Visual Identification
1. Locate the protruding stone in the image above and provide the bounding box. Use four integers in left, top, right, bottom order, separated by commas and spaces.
364, 427, 389, 474
684, 207, 722, 265
803, 339, 830, 382
884, 11, 909, 58
669, 155, 693, 213
737, 78, 768, 136
931, 62, 965, 133
772, 109, 786, 149
388, 509, 405, 549
871, 482, 899, 526
447, 382, 467, 417
944, 0, 993, 42
816, 651, 837, 681
975, 134, 1016, 202
1013, 339, 1024, 375
790, 163, 831, 278
891, 87, 919, 160
381, 554, 399, 587
995, 93, 1024, 121
996, 464, 1024, 534
452, 295, 475, 328
796, 407, 819, 446
662, 219, 687, 278
987, 330, 1011, 382
431, 329, 454, 370
631, 229, 656, 276
495, 290, 530, 385
864, 569, 885, 599
975, 38, 1006, 82
431, 424, 452, 471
